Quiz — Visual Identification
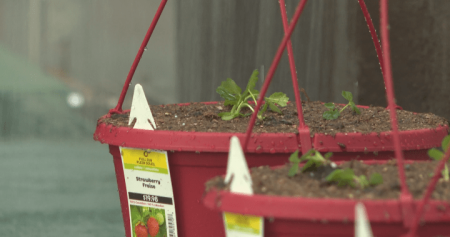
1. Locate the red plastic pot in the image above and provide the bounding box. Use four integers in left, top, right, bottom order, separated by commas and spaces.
94, 109, 447, 237
93, 0, 448, 236
203, 174, 450, 237
201, 0, 450, 236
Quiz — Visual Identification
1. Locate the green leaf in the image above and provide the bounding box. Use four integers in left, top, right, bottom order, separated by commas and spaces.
249, 89, 259, 95
243, 70, 259, 98
311, 151, 324, 161
358, 175, 369, 188
301, 151, 327, 171
342, 91, 353, 102
350, 101, 361, 114
369, 173, 383, 186
326, 168, 355, 187
326, 169, 342, 181
324, 152, 333, 159
266, 92, 289, 107
288, 164, 299, 177
218, 112, 238, 121
216, 78, 242, 101
324, 103, 335, 110
298, 149, 315, 162
323, 110, 340, 120
258, 103, 269, 119
268, 102, 282, 114
442, 135, 450, 152
302, 159, 319, 172
142, 210, 152, 221
131, 206, 143, 226
224, 100, 237, 106
428, 148, 444, 161
289, 150, 300, 162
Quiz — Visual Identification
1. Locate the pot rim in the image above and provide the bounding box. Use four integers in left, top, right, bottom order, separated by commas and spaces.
202, 189, 450, 223
94, 101, 448, 153
203, 159, 450, 224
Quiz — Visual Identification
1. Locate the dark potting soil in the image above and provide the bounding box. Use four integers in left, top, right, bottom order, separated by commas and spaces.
100, 101, 448, 136
205, 160, 450, 200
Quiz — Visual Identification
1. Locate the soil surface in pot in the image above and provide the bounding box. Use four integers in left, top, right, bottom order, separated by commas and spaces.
205, 159, 450, 200
100, 101, 448, 136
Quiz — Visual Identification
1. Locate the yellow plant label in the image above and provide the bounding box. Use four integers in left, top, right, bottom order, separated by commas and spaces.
121, 148, 168, 174
223, 212, 263, 236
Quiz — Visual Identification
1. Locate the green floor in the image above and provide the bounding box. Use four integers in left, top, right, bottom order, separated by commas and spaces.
0, 139, 125, 237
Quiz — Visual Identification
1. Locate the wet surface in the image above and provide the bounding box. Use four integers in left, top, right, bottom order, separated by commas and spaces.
0, 140, 124, 237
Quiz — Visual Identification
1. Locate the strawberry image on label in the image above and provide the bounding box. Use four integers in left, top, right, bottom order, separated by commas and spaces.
147, 217, 160, 237
134, 223, 148, 237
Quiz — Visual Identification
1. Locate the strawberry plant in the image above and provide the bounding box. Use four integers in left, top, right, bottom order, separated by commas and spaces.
323, 91, 361, 120
326, 168, 383, 189
288, 149, 333, 177
287, 149, 383, 189
216, 69, 289, 120
428, 134, 450, 182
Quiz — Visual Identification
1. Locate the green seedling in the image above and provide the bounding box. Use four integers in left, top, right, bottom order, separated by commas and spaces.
322, 103, 340, 120
288, 149, 333, 177
216, 69, 289, 120
323, 91, 361, 120
427, 134, 450, 182
326, 168, 383, 189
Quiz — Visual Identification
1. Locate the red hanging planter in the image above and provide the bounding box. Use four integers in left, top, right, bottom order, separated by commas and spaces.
203, 163, 450, 237
93, 0, 449, 236
202, 0, 450, 236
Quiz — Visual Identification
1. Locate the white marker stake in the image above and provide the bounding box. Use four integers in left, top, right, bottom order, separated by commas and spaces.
128, 84, 156, 130
355, 202, 374, 237
225, 136, 252, 194
223, 136, 263, 237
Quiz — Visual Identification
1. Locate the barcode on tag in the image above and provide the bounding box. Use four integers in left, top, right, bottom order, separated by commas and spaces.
168, 213, 176, 237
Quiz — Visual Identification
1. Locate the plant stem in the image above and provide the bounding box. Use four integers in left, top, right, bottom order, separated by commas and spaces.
339, 104, 349, 113
248, 90, 258, 105
245, 104, 255, 112
444, 164, 449, 181
230, 105, 237, 114
235, 102, 245, 115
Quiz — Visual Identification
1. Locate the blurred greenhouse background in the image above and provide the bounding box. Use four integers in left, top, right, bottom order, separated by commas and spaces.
1, 0, 450, 236
0, 0, 176, 236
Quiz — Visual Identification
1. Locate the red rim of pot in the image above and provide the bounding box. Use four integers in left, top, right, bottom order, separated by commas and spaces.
202, 160, 450, 224
94, 102, 448, 154
203, 188, 450, 223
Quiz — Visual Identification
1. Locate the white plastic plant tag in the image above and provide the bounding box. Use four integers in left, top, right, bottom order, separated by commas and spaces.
355, 202, 373, 237
120, 147, 178, 237
223, 136, 264, 237
225, 136, 252, 194
129, 83, 156, 130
